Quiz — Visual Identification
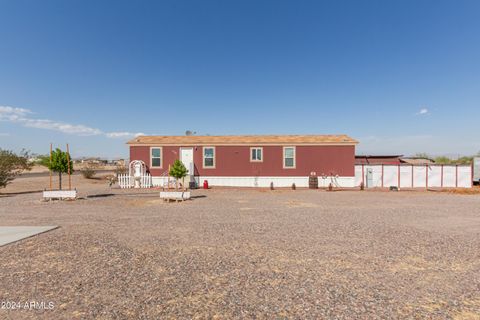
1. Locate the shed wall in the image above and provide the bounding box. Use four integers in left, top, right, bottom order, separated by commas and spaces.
355, 164, 472, 188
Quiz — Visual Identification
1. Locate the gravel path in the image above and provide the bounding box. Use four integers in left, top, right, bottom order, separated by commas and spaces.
1, 177, 480, 319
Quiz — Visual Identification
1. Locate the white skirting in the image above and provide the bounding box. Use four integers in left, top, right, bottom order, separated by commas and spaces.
152, 176, 355, 188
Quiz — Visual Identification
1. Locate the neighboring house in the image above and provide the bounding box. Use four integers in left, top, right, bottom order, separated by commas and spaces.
27, 157, 41, 164
355, 155, 403, 165
81, 158, 108, 165
127, 135, 358, 187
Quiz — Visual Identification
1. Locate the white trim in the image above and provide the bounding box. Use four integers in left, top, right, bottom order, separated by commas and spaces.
152, 176, 355, 188
203, 146, 216, 169
151, 176, 170, 187
250, 147, 263, 162
150, 146, 163, 168
283, 146, 296, 169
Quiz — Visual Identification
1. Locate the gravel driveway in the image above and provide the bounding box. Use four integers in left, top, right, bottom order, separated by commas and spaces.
1, 176, 480, 319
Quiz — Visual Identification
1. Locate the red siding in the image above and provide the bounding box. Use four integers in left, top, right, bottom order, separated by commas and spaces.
130, 145, 355, 177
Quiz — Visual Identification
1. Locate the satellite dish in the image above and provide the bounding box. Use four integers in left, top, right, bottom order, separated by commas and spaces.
185, 130, 196, 136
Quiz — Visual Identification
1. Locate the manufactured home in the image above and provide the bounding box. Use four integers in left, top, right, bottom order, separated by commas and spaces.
127, 135, 358, 188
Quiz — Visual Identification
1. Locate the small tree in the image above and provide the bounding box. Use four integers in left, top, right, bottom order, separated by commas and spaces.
40, 148, 74, 190
0, 149, 32, 189
169, 160, 188, 189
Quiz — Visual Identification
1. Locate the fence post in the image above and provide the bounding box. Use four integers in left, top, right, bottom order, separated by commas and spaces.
472, 162, 474, 188
456, 165, 458, 188
362, 164, 365, 186
398, 164, 400, 188
411, 165, 414, 188
441, 165, 444, 188
425, 164, 428, 189
381, 164, 384, 188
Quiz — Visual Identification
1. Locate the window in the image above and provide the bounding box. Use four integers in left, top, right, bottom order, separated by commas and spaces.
150, 147, 162, 168
283, 147, 295, 168
250, 147, 263, 162
203, 147, 215, 168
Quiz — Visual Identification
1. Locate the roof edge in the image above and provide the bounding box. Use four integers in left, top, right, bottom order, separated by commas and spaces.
127, 134, 359, 146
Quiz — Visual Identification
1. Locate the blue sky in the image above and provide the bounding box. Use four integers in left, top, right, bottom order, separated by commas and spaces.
1, 0, 479, 158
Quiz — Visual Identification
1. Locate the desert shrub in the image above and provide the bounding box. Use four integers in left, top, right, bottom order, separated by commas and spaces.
434, 156, 451, 164
434, 156, 473, 165
0, 149, 32, 188
114, 165, 127, 176
81, 166, 96, 179
456, 156, 473, 165
104, 174, 117, 187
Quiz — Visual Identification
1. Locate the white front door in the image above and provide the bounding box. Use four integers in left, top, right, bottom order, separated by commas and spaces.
180, 148, 194, 175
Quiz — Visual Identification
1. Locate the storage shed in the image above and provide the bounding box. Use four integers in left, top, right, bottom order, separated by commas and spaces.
127, 134, 358, 188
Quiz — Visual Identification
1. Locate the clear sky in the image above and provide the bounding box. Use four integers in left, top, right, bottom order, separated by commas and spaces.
1, 0, 479, 158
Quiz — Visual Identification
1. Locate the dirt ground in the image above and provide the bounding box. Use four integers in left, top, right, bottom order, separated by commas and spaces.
1, 175, 480, 319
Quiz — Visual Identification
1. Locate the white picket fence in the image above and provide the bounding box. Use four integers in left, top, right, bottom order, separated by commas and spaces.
355, 164, 472, 188
117, 173, 153, 189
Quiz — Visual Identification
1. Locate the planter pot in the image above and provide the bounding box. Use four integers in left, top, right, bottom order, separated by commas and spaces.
159, 191, 191, 202
43, 190, 77, 200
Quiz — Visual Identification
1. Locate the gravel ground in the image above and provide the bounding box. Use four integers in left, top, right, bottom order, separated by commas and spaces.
1, 176, 480, 319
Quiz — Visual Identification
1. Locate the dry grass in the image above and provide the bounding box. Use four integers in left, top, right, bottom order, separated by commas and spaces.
445, 187, 480, 195
284, 200, 318, 208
